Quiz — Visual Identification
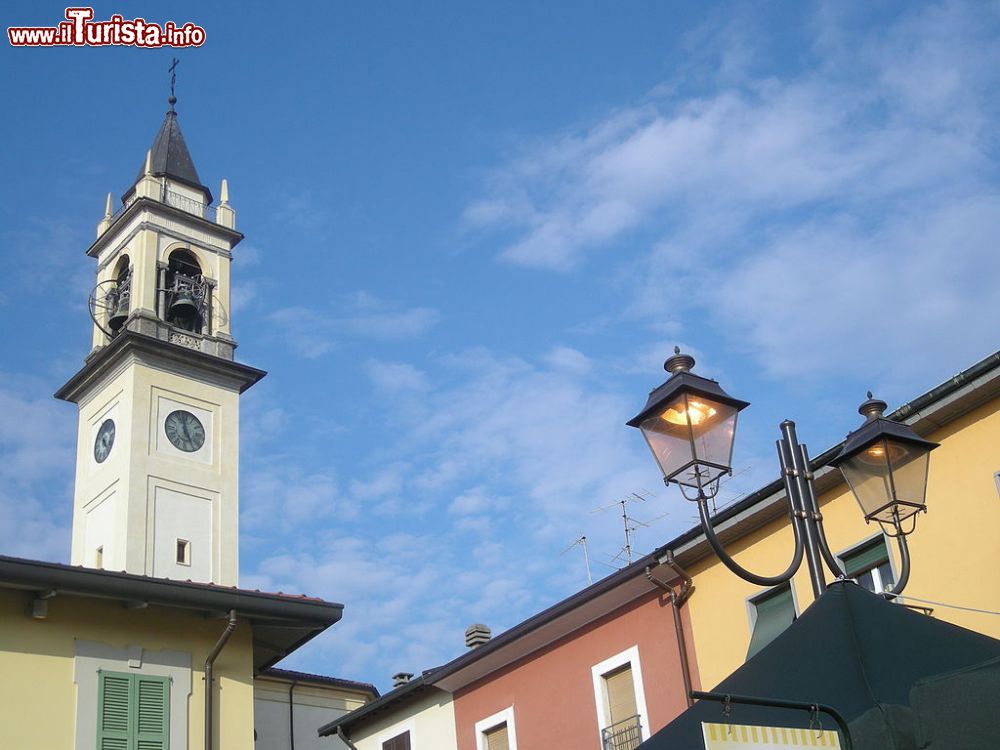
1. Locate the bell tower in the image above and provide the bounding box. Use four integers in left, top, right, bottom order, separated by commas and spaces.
56, 89, 264, 586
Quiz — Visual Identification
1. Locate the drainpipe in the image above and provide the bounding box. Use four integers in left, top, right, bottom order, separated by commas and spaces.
205, 610, 238, 750
288, 679, 298, 750
337, 726, 361, 750
646, 551, 695, 707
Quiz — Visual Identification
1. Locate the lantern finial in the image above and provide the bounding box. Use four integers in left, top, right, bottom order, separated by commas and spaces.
665, 347, 696, 374
858, 392, 887, 421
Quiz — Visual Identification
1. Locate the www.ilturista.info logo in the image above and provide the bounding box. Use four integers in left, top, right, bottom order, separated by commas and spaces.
8, 7, 206, 47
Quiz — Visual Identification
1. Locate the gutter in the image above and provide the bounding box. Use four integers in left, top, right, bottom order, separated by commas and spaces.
646, 554, 696, 708
337, 726, 361, 750
205, 610, 238, 750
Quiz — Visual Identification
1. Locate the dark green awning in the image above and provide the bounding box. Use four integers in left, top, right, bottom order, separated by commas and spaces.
639, 581, 1000, 750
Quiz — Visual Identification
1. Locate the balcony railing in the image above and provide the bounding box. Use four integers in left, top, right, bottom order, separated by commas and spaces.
109, 184, 216, 224
602, 715, 643, 750
162, 187, 214, 220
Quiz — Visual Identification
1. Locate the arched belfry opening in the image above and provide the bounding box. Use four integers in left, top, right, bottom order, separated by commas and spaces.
164, 249, 208, 333
107, 255, 131, 333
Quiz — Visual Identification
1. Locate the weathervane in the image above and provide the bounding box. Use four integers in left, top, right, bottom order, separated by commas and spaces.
168, 57, 179, 110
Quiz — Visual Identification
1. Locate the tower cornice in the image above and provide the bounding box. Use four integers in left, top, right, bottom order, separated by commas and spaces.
88, 195, 243, 259
55, 330, 266, 404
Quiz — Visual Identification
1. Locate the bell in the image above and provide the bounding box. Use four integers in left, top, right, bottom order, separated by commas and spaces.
169, 289, 199, 317
107, 295, 129, 332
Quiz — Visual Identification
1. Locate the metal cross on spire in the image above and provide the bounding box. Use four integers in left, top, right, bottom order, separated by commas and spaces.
168, 58, 179, 111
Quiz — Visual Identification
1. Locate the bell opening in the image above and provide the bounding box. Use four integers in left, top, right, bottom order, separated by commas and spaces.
165, 249, 205, 333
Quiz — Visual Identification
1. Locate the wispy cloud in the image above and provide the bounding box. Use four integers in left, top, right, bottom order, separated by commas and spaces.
266, 293, 441, 358
0, 375, 75, 561
241, 344, 666, 684
463, 2, 1000, 384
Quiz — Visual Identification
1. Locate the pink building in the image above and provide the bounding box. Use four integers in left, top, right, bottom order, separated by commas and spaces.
321, 552, 698, 750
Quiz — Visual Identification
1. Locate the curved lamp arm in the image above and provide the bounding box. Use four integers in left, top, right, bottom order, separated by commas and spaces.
884, 520, 912, 596
696, 494, 804, 587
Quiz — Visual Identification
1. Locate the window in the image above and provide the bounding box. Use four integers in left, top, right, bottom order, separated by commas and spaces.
97, 670, 170, 750
475, 707, 517, 750
175, 539, 190, 566
483, 723, 509, 750
591, 647, 649, 750
747, 584, 796, 659
840, 537, 895, 594
601, 665, 642, 750
381, 730, 410, 750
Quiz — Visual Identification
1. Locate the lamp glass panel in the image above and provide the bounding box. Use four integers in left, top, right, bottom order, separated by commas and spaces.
887, 443, 931, 510
839, 438, 928, 523
639, 393, 737, 488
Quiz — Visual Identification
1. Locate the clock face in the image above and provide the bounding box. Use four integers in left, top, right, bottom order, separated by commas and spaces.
94, 419, 115, 463
164, 410, 206, 453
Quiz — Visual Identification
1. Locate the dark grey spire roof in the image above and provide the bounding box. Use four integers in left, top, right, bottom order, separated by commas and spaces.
128, 105, 213, 204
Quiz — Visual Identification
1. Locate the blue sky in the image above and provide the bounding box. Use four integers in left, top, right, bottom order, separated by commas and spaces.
2, 1, 998, 690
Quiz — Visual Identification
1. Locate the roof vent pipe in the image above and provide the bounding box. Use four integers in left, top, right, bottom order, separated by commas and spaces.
465, 623, 491, 648
392, 672, 413, 688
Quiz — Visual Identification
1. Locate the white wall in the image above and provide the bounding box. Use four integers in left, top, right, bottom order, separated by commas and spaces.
254, 678, 371, 750
350, 688, 457, 750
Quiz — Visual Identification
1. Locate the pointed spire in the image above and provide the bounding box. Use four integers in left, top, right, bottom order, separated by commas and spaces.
125, 104, 213, 205
104, 192, 113, 219
220, 178, 229, 205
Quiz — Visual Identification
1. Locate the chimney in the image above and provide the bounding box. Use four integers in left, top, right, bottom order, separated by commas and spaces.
465, 623, 491, 649
392, 672, 413, 688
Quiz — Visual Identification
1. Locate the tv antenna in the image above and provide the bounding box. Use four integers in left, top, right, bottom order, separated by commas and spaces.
594, 491, 655, 567
560, 536, 592, 585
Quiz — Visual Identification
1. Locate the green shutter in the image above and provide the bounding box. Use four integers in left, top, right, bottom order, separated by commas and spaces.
842, 539, 890, 578
136, 676, 170, 750
98, 672, 132, 750
97, 671, 170, 750
746, 585, 795, 659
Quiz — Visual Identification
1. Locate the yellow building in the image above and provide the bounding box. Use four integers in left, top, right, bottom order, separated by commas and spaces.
651, 349, 1000, 689
0, 555, 341, 750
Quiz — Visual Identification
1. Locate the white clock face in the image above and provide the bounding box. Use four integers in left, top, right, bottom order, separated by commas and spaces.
164, 410, 206, 453
94, 419, 115, 463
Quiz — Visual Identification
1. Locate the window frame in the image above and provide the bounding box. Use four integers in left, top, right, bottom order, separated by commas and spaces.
745, 582, 798, 660
836, 533, 897, 595
474, 706, 518, 750
73, 640, 191, 750
590, 646, 650, 748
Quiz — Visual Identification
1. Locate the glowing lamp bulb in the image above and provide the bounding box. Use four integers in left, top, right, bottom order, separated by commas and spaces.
660, 400, 717, 427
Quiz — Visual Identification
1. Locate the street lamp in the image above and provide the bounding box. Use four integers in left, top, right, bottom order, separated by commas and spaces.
628, 348, 937, 597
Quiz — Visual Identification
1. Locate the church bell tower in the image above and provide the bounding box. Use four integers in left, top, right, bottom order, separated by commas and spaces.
56, 89, 264, 586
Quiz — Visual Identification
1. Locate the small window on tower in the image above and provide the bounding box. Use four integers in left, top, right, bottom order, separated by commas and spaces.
95, 546, 104, 569
176, 539, 191, 566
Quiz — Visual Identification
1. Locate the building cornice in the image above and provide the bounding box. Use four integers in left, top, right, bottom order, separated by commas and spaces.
55, 330, 266, 403
0, 555, 342, 671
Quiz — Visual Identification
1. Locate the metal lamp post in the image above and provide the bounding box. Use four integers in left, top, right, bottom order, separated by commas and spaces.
628, 348, 938, 598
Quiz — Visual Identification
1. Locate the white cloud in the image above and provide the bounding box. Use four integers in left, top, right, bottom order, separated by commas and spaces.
366, 360, 429, 394
241, 345, 668, 687
266, 293, 440, 358
0, 375, 75, 561
463, 1, 1000, 385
